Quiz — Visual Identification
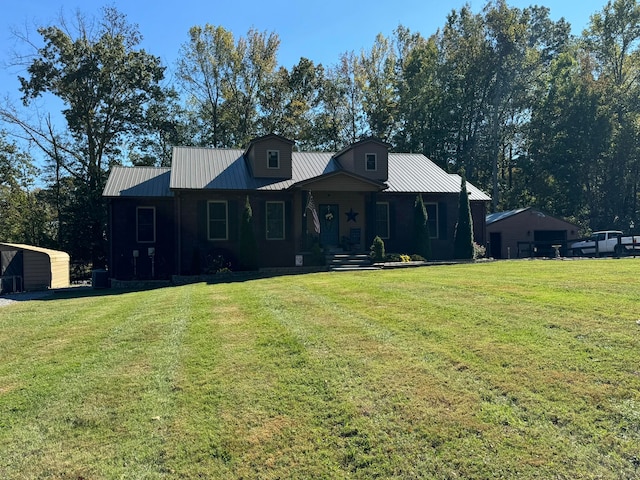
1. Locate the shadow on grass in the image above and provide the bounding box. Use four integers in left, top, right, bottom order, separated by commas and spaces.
1, 267, 330, 305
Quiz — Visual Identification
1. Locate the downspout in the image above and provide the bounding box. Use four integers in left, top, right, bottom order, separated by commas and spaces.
175, 192, 182, 275
108, 200, 114, 277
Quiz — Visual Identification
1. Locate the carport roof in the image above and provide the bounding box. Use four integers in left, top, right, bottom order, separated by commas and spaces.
0, 243, 70, 261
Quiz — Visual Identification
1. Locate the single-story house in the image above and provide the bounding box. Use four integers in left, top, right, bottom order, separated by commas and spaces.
486, 207, 580, 259
103, 134, 491, 279
0, 243, 70, 292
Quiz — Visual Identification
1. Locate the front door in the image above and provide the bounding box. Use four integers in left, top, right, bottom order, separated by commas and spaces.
319, 204, 339, 246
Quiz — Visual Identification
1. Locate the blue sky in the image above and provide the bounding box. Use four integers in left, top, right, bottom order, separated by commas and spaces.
0, 0, 607, 107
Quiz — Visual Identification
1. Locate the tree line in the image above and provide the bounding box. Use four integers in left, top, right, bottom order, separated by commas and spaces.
1, 0, 639, 269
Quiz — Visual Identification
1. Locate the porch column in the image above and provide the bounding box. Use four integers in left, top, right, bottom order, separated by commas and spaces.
301, 190, 308, 251
366, 191, 378, 248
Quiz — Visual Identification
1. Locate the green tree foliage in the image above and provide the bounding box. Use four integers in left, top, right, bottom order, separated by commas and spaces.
526, 50, 611, 224
239, 196, 258, 270
0, 135, 55, 246
583, 0, 640, 228
454, 172, 474, 259
259, 58, 324, 147
177, 25, 280, 148
3, 7, 168, 267
360, 34, 398, 141
413, 194, 432, 260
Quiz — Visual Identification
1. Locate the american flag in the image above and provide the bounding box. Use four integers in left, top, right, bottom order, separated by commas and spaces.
305, 192, 321, 234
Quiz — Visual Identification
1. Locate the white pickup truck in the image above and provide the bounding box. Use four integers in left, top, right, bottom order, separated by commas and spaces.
570, 230, 640, 256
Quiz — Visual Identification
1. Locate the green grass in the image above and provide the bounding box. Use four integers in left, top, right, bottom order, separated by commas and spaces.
1, 259, 640, 479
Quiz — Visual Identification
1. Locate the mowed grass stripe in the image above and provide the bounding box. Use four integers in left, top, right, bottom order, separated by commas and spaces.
1, 259, 640, 478
0, 287, 194, 478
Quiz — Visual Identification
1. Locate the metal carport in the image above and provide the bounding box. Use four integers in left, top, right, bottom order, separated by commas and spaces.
0, 243, 70, 292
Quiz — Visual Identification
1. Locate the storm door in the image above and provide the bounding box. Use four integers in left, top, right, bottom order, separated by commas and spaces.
319, 204, 339, 246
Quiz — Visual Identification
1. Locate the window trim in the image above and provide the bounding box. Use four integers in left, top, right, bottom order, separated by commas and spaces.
136, 206, 156, 243
365, 153, 377, 171
375, 201, 390, 240
267, 150, 280, 169
265, 201, 285, 240
425, 202, 439, 239
207, 200, 228, 241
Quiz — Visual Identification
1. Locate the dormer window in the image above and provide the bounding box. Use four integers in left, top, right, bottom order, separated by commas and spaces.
366, 153, 377, 171
267, 150, 280, 169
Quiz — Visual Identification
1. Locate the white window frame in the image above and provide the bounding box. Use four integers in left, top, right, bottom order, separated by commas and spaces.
266, 201, 285, 240
267, 150, 280, 169
136, 206, 156, 243
207, 200, 228, 241
366, 153, 377, 171
375, 202, 390, 239
425, 202, 439, 239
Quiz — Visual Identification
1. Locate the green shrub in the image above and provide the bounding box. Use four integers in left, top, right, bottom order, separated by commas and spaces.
310, 242, 325, 266
370, 236, 385, 262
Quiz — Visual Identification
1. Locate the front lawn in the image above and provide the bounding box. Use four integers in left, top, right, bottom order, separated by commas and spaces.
1, 259, 639, 478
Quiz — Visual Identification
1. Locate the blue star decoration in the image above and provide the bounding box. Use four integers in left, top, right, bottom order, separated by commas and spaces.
345, 208, 359, 222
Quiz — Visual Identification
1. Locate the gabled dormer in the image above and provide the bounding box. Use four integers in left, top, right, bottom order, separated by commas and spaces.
244, 134, 294, 179
334, 137, 390, 182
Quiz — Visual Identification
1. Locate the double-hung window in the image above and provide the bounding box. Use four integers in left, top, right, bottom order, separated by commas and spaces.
266, 201, 285, 240
136, 207, 155, 243
208, 201, 228, 240
375, 202, 389, 239
366, 153, 377, 171
426, 203, 438, 239
267, 150, 280, 169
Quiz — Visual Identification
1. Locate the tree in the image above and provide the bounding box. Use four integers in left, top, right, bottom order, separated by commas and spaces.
0, 135, 54, 246
314, 52, 366, 149
3, 7, 168, 267
413, 194, 432, 260
453, 171, 474, 259
258, 58, 324, 147
583, 0, 640, 228
360, 33, 398, 141
393, 27, 442, 157
526, 50, 610, 226
176, 24, 235, 148
178, 26, 280, 148
239, 196, 258, 270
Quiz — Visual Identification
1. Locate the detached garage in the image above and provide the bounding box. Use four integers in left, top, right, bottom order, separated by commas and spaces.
0, 243, 70, 293
486, 208, 580, 259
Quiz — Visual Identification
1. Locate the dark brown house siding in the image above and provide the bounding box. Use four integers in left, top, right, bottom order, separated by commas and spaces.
176, 191, 298, 273
108, 197, 175, 280
370, 193, 486, 260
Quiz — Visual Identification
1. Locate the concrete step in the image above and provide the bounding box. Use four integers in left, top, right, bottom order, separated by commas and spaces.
326, 252, 374, 270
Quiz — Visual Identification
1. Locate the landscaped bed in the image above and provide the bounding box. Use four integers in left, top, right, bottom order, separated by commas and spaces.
1, 259, 639, 478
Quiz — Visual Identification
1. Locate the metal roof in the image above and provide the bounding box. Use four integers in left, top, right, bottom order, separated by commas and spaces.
170, 147, 343, 191
106, 147, 491, 200
0, 242, 70, 261
486, 207, 530, 225
383, 154, 491, 200
103, 166, 172, 197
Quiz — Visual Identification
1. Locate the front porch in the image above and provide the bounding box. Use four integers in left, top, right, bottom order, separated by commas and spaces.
298, 190, 378, 255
